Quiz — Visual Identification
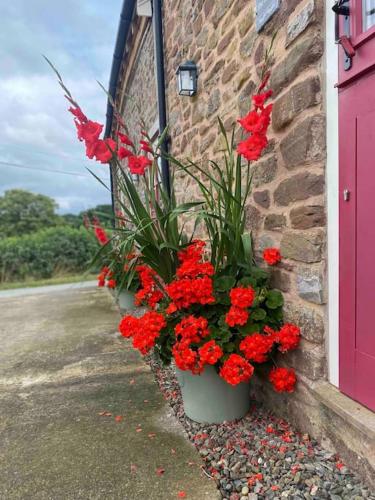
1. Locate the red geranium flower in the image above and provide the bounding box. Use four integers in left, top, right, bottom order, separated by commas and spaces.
119, 315, 140, 338
263, 248, 281, 265
229, 286, 255, 309
239, 333, 274, 363
276, 323, 301, 353
198, 340, 223, 365
106, 279, 116, 289
269, 367, 296, 393
175, 315, 210, 344
131, 311, 166, 355
220, 354, 254, 385
173, 343, 201, 373
225, 306, 249, 327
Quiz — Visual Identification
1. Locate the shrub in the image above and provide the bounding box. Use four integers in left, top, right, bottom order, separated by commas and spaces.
0, 226, 98, 282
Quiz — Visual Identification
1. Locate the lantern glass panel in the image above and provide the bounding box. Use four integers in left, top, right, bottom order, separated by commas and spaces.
179, 69, 194, 96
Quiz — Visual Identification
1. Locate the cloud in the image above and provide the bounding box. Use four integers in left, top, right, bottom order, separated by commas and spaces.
0, 0, 122, 213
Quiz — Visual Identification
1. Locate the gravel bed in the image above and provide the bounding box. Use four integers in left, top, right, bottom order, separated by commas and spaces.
144, 353, 374, 500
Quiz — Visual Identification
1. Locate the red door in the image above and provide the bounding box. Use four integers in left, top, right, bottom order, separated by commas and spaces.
338, 0, 375, 411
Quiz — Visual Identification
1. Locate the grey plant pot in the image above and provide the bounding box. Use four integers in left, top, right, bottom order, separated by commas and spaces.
117, 289, 135, 312
176, 365, 251, 424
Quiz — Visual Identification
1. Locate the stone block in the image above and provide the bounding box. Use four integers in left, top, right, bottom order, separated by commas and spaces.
283, 301, 325, 343
258, 234, 276, 251
238, 9, 254, 37
254, 40, 264, 65
274, 172, 324, 206
253, 190, 270, 208
286, 340, 326, 380
245, 204, 261, 231
290, 205, 326, 229
280, 230, 324, 263
280, 115, 325, 168
239, 29, 256, 57
272, 77, 320, 131
252, 155, 278, 188
204, 0, 215, 18
270, 34, 323, 95
264, 213, 286, 230
286, 0, 316, 47
206, 89, 221, 118
217, 28, 235, 54
222, 60, 239, 84
270, 269, 291, 292
296, 266, 325, 304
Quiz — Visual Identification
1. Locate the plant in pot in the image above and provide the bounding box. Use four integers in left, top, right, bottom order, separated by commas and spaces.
86, 213, 141, 310
48, 50, 301, 425
117, 78, 301, 424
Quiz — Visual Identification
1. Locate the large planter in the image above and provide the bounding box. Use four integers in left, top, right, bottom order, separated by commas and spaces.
176, 366, 251, 424
117, 289, 135, 312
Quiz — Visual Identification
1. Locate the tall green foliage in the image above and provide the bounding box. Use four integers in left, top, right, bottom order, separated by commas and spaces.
0, 226, 97, 282
0, 189, 61, 238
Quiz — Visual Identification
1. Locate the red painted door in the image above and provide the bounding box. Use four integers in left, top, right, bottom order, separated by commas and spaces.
338, 0, 375, 411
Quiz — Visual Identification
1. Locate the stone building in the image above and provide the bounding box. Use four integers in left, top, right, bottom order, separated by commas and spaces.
105, 0, 375, 486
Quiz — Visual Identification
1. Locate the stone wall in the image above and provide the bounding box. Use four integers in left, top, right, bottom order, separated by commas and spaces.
161, 0, 328, 430
121, 22, 158, 143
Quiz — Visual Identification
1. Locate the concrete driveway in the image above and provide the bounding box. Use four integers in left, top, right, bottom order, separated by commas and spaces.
0, 284, 217, 500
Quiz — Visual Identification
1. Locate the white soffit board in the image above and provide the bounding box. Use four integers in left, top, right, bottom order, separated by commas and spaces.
137, 0, 152, 17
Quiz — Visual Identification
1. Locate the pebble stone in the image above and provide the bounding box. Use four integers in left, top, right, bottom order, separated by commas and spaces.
145, 353, 375, 500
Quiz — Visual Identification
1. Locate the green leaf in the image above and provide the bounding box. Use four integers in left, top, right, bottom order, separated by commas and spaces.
252, 308, 267, 321
266, 290, 284, 309
214, 275, 236, 292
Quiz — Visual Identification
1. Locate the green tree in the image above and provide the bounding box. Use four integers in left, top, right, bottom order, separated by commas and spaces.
0, 189, 60, 238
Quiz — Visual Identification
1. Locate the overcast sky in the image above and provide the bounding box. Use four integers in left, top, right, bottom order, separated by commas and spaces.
0, 0, 122, 214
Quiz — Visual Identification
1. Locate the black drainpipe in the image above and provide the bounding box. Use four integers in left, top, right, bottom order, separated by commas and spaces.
152, 0, 171, 196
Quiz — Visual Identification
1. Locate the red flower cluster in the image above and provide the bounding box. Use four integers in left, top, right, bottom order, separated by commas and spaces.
127, 155, 153, 175
118, 311, 166, 355
219, 354, 254, 385
173, 316, 222, 374
225, 306, 249, 327
135, 265, 163, 309
225, 286, 256, 327
97, 266, 112, 287
198, 340, 223, 365
69, 106, 116, 164
173, 344, 200, 373
263, 247, 281, 266
92, 216, 109, 245
115, 130, 153, 175
237, 89, 272, 161
175, 315, 210, 344
94, 226, 109, 245
229, 287, 255, 308
166, 241, 215, 310
276, 323, 301, 353
239, 333, 274, 363
269, 367, 296, 393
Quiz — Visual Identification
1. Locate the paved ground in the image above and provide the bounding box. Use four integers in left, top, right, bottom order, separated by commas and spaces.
0, 284, 218, 500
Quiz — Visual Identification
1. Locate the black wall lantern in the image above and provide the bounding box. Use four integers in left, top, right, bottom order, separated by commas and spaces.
176, 60, 198, 96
